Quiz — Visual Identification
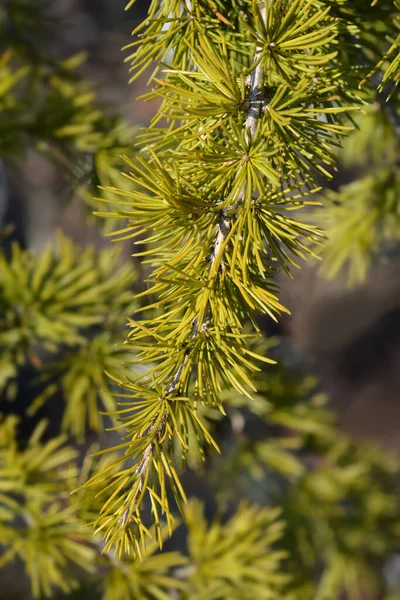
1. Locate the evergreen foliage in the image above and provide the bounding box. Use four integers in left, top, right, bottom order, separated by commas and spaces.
313, 0, 400, 283
360, 0, 400, 95
1, 364, 400, 598
315, 94, 400, 284
0, 233, 137, 438
81, 0, 400, 559
0, 0, 137, 216
0, 415, 187, 599
0, 1, 399, 599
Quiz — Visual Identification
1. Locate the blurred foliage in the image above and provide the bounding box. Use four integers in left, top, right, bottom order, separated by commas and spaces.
315, 98, 400, 284
0, 0, 137, 218
0, 416, 189, 599
1, 349, 400, 599
310, 0, 400, 284
360, 0, 400, 95
214, 357, 400, 599
182, 500, 288, 600
0, 232, 137, 438
0, 416, 93, 598
284, 437, 400, 599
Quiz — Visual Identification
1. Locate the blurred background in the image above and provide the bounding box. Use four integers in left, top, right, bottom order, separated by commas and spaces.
0, 1, 399, 599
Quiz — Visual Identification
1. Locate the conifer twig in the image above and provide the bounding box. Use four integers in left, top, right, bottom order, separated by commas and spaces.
119, 4, 268, 527
203, 0, 267, 295
169, 0, 267, 372
91, 0, 372, 555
